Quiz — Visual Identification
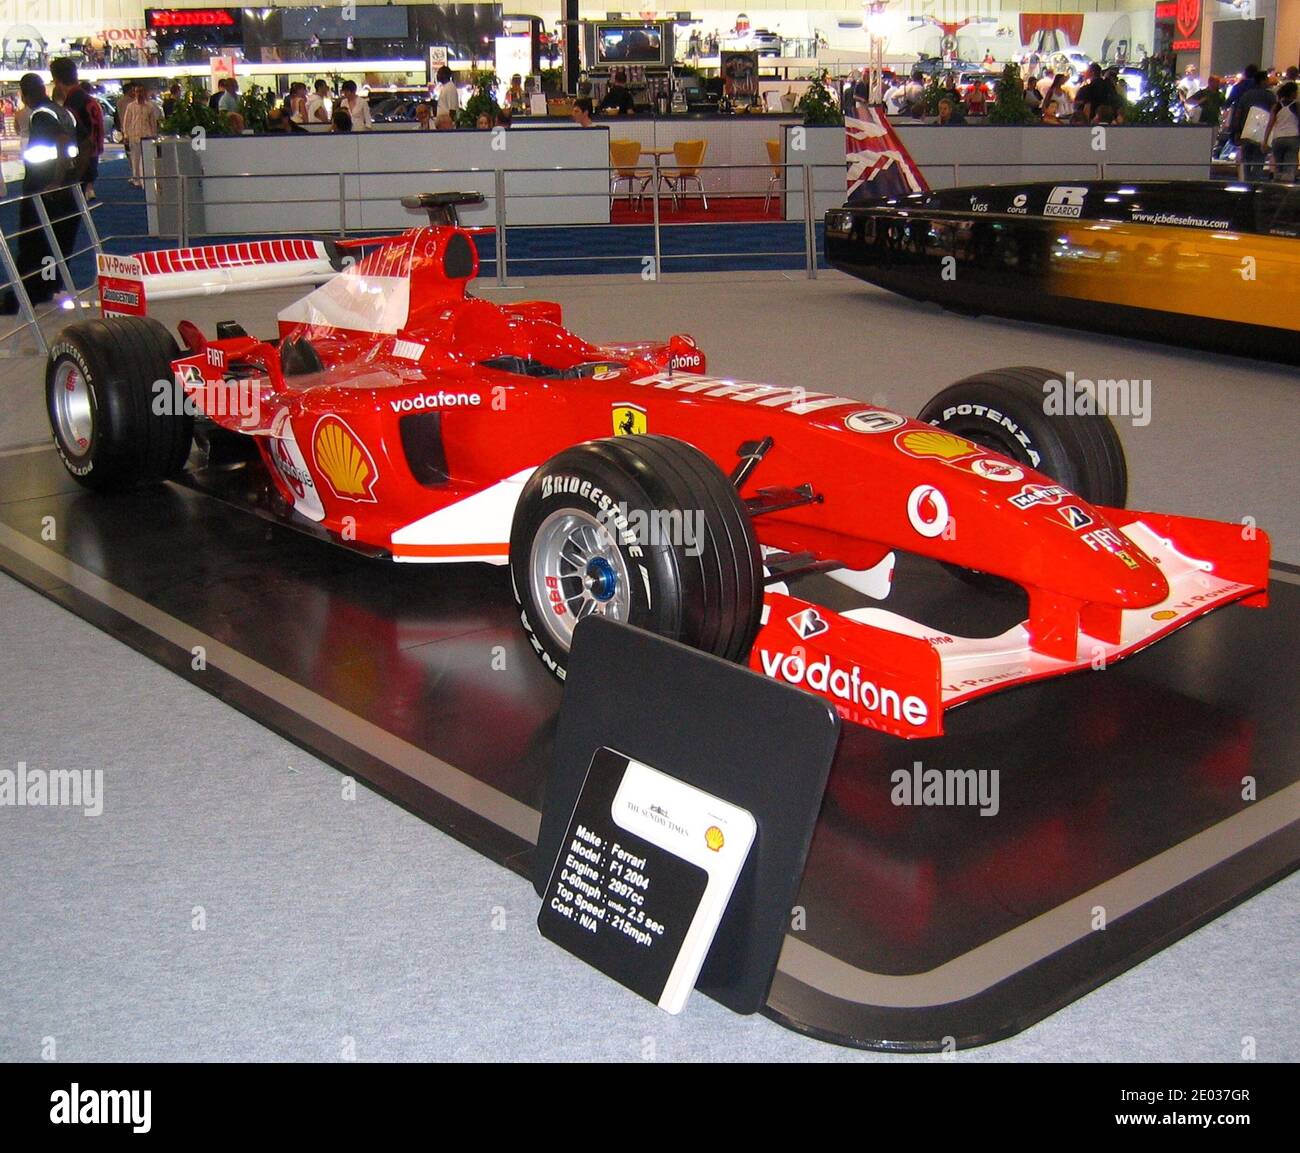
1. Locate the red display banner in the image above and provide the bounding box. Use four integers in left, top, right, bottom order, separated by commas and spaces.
146, 9, 237, 29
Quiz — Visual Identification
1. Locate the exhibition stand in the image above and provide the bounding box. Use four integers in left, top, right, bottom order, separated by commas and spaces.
1, 447, 1294, 1049
141, 122, 1218, 236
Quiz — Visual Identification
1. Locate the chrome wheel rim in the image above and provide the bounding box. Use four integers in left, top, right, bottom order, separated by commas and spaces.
52, 360, 93, 457
529, 508, 632, 652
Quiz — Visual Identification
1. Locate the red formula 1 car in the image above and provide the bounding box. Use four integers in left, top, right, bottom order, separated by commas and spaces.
46, 193, 1271, 738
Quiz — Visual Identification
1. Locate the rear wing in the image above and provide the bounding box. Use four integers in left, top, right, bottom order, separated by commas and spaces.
97, 241, 344, 317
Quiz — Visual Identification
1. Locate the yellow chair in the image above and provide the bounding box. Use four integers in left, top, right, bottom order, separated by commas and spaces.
763, 138, 782, 213
658, 139, 708, 210
609, 139, 650, 209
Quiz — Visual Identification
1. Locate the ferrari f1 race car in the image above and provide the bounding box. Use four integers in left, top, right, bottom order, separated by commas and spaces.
46, 193, 1270, 739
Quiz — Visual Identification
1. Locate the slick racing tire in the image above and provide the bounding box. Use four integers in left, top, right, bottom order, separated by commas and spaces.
46, 317, 192, 490
918, 367, 1128, 507
510, 435, 764, 682
918, 367, 1128, 593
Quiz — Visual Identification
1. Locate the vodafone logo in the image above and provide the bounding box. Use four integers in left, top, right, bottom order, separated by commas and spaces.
907, 484, 949, 538
758, 649, 930, 729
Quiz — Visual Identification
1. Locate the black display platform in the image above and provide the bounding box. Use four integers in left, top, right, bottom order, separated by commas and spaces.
1, 447, 1296, 1051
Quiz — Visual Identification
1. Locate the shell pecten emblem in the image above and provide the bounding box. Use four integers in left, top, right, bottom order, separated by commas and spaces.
312, 415, 379, 502
704, 825, 725, 852
895, 429, 979, 461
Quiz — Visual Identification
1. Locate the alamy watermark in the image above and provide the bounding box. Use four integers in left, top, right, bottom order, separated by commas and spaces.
1043, 372, 1151, 427
0, 762, 103, 816
891, 760, 999, 816
596, 502, 702, 558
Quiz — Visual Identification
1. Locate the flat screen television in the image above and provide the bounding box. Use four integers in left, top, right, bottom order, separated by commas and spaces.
594, 23, 666, 66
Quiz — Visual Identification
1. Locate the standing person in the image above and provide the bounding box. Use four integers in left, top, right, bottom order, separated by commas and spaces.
337, 80, 372, 130
1074, 63, 1115, 123
284, 82, 308, 124
162, 81, 181, 118
217, 75, 240, 115
1266, 81, 1298, 182
433, 66, 459, 122
0, 73, 78, 314
122, 83, 159, 188
118, 80, 136, 129
305, 79, 332, 124
1041, 73, 1072, 123
50, 57, 91, 187
505, 73, 527, 113
1230, 66, 1276, 181
208, 81, 222, 112
78, 80, 105, 200
598, 69, 635, 114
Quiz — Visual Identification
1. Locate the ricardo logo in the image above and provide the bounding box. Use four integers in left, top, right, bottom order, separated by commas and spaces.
312, 416, 378, 502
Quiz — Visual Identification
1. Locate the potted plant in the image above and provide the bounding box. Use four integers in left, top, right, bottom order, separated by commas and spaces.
987, 62, 1037, 125
795, 75, 843, 126
456, 69, 501, 128
161, 88, 231, 137
238, 84, 278, 134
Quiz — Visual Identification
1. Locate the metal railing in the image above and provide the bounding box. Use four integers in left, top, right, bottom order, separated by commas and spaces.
1, 148, 1222, 354
0, 182, 103, 355
132, 149, 849, 286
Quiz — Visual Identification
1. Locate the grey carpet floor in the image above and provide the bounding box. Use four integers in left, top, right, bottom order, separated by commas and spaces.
0, 271, 1296, 1061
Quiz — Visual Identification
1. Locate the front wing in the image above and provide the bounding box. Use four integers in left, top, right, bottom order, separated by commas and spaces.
750, 513, 1270, 739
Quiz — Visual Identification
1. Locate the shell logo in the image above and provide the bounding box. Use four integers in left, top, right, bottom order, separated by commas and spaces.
704, 826, 725, 852
895, 429, 978, 461
312, 415, 379, 502
1151, 609, 1178, 621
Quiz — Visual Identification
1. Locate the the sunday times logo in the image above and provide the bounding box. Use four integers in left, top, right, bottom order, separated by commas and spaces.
50, 1084, 151, 1133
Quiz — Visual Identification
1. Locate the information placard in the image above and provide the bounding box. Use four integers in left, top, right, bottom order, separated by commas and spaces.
538, 748, 756, 1013
535, 617, 841, 1015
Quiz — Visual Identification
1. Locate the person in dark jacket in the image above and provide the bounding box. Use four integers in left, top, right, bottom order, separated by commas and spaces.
598, 70, 635, 114
1, 73, 80, 314
1230, 66, 1277, 181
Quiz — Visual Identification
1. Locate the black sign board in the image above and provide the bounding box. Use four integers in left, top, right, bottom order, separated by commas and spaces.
534, 617, 841, 1015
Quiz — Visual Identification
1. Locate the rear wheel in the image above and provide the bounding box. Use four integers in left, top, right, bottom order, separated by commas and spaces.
510, 435, 764, 681
46, 317, 192, 490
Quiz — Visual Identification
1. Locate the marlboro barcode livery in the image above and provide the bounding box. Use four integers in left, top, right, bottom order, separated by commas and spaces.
47, 192, 1269, 739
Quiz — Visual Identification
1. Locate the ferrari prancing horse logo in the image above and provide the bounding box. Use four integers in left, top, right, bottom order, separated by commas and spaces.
612, 403, 647, 436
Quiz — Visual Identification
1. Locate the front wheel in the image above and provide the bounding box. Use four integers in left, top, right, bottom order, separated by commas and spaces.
510, 435, 764, 681
46, 317, 192, 490
918, 366, 1128, 593
918, 366, 1127, 507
